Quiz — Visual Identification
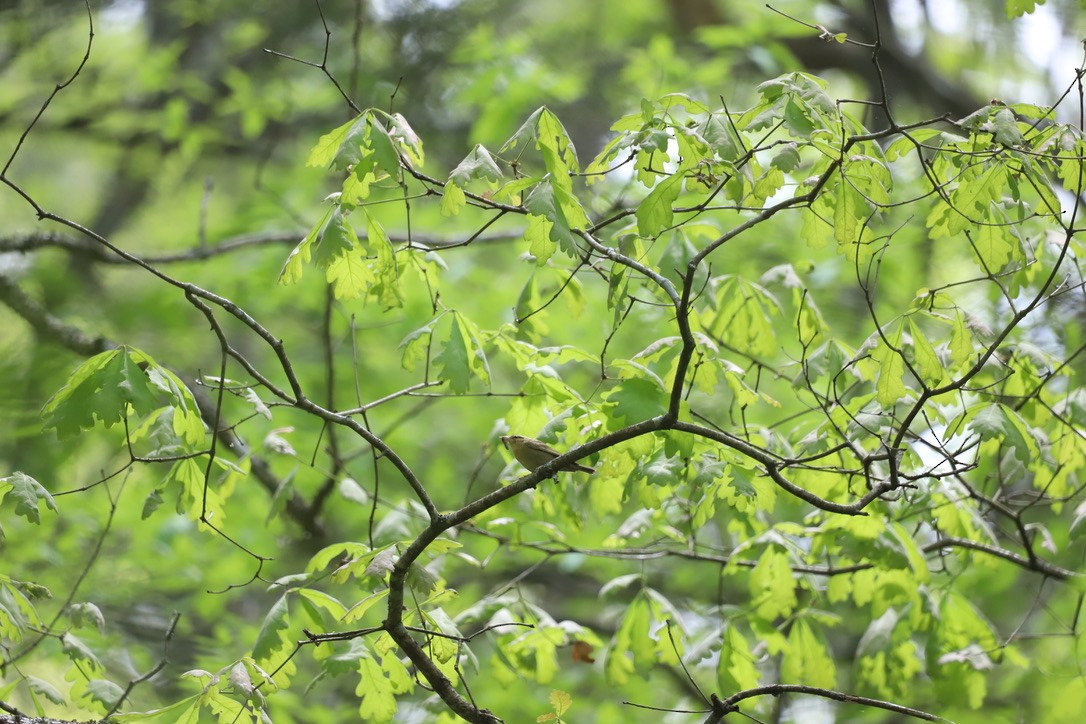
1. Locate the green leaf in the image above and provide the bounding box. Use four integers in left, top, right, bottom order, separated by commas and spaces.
933, 594, 999, 707
550, 689, 572, 716
1024, 157, 1061, 217
399, 318, 439, 372
279, 206, 331, 285
524, 178, 588, 258
325, 246, 371, 300
306, 541, 370, 573
166, 456, 225, 524
801, 203, 834, 249
387, 112, 424, 167
833, 178, 862, 248
142, 489, 164, 520
987, 107, 1023, 145
536, 108, 580, 178
717, 624, 760, 694
361, 209, 403, 309
364, 117, 401, 177
502, 107, 546, 157
524, 213, 556, 265
631, 336, 681, 381
602, 377, 667, 425
781, 619, 836, 688
701, 112, 743, 161
1, 472, 57, 524
750, 165, 785, 204
435, 314, 472, 394
25, 676, 65, 706
343, 589, 390, 623
723, 466, 776, 514
298, 589, 347, 621
111, 696, 202, 722
970, 404, 1039, 466
973, 201, 1022, 270
493, 175, 541, 203
62, 633, 104, 674
609, 591, 676, 676
342, 167, 376, 205
85, 679, 124, 710
0, 579, 43, 642
908, 317, 946, 386
641, 452, 684, 487
252, 594, 297, 686
771, 142, 801, 172
252, 594, 290, 662
636, 173, 684, 238
704, 276, 781, 358
454, 313, 492, 388
440, 180, 466, 217
948, 311, 975, 368
171, 407, 206, 448
357, 654, 397, 722
286, 204, 361, 285
949, 162, 1007, 236
307, 115, 367, 169
750, 547, 796, 620
68, 602, 105, 632
41, 347, 164, 438
871, 324, 908, 408
504, 625, 564, 683
307, 111, 404, 182
449, 144, 504, 186
889, 522, 931, 583
884, 129, 942, 161
312, 207, 357, 269
783, 97, 816, 137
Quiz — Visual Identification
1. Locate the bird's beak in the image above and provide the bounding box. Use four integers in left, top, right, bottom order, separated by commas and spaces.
499, 436, 510, 449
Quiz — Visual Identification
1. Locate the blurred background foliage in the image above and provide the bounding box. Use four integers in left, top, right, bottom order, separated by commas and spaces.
2, 0, 1085, 722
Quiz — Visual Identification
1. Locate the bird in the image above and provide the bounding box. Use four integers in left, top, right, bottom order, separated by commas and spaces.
500, 435, 595, 474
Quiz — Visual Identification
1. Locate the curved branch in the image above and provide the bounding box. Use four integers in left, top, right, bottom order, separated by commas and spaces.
672, 420, 888, 515
711, 684, 949, 722
929, 536, 1078, 582
382, 419, 666, 722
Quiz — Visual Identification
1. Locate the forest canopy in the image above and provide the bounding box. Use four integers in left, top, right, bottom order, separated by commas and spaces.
2, 1, 1085, 723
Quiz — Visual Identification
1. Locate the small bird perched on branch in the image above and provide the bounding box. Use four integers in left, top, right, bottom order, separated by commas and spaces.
500, 435, 595, 474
